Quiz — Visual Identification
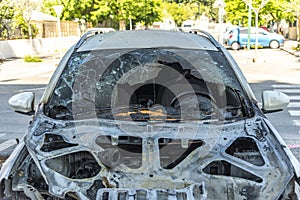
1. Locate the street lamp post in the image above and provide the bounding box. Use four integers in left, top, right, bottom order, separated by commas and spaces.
297, 8, 300, 42
213, 0, 226, 44
247, 0, 252, 50
52, 5, 64, 57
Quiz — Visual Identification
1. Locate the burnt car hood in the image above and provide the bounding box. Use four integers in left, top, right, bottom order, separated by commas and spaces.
1, 103, 300, 200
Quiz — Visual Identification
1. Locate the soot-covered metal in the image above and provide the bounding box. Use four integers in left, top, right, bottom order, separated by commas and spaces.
1, 30, 299, 200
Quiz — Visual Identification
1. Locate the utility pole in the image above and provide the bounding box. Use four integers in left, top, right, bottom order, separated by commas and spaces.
247, 0, 252, 50
213, 0, 226, 44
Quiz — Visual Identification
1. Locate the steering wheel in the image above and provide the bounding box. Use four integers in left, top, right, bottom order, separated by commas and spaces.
172, 92, 220, 120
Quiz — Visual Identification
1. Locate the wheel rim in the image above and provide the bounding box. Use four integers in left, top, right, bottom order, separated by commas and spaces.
270, 41, 279, 49
231, 42, 239, 50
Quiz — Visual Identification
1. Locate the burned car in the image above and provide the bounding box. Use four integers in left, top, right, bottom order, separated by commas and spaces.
1, 30, 300, 199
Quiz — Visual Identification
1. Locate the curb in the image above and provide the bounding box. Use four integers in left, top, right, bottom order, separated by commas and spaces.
280, 41, 300, 57
281, 47, 300, 57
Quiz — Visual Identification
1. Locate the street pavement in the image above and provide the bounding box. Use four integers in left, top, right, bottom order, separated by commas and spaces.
0, 55, 60, 85
0, 54, 60, 162
228, 42, 300, 161
229, 44, 300, 144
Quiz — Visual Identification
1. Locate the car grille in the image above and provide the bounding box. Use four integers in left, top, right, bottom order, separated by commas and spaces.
96, 183, 206, 200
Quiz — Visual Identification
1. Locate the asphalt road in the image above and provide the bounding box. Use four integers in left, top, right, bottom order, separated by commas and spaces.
0, 56, 59, 158
0, 48, 300, 158
230, 48, 300, 146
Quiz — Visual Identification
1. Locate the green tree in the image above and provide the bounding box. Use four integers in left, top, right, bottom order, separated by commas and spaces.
43, 0, 162, 30
263, 0, 300, 24
225, 0, 300, 27
243, 0, 269, 50
168, 0, 216, 21
92, 0, 162, 29
43, 0, 98, 23
0, 0, 39, 40
225, 0, 248, 26
136, 0, 162, 27
163, 2, 193, 26
0, 1, 14, 39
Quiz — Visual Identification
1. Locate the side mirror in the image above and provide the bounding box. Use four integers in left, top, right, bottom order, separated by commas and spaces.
262, 91, 289, 113
8, 92, 35, 114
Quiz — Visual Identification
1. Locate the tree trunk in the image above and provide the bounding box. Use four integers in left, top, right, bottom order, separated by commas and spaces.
119, 20, 126, 31
255, 11, 259, 51
28, 22, 33, 56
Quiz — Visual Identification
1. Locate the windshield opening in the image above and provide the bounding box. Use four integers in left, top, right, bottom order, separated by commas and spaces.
45, 48, 253, 122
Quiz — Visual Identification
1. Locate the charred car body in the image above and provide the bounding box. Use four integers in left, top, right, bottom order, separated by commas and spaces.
1, 30, 300, 199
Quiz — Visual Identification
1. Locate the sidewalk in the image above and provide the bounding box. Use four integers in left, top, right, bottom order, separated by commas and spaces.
281, 40, 300, 57
0, 54, 60, 85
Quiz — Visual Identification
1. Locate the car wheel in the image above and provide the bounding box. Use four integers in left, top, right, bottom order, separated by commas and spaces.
231, 42, 240, 50
269, 40, 279, 49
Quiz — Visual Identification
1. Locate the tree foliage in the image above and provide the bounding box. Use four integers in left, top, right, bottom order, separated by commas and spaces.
224, 0, 300, 26
0, 0, 39, 39
0, 0, 299, 37
225, 0, 248, 25
43, 0, 162, 29
263, 0, 300, 23
163, 2, 193, 26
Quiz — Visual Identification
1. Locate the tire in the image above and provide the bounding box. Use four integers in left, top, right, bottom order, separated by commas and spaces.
269, 40, 280, 49
231, 42, 240, 50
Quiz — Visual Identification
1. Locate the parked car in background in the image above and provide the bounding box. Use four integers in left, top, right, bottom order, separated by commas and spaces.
181, 20, 196, 32
224, 27, 285, 50
259, 26, 270, 32
1, 30, 299, 199
85, 27, 116, 34
223, 26, 238, 45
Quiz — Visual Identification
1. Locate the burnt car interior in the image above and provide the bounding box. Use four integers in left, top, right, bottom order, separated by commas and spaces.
45, 48, 248, 123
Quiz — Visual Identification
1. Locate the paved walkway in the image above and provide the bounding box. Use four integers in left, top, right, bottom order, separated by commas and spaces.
0, 54, 60, 85
281, 40, 300, 57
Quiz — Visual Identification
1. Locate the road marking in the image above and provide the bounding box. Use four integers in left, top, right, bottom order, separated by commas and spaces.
288, 102, 300, 108
257, 102, 300, 108
274, 89, 300, 93
288, 110, 300, 116
0, 134, 6, 138
0, 139, 17, 152
19, 87, 46, 92
293, 120, 300, 126
272, 84, 300, 88
288, 144, 300, 148
289, 96, 300, 101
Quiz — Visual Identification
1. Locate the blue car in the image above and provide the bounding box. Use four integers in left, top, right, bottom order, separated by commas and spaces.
224, 27, 285, 50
